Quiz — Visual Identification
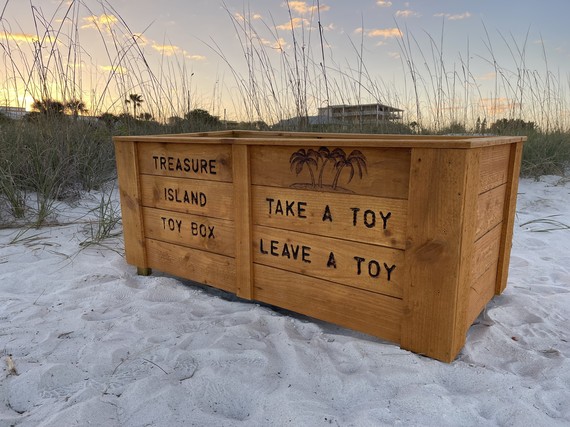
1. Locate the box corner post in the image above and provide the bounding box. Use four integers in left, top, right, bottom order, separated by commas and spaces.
115, 139, 149, 271
401, 147, 480, 362
232, 144, 254, 300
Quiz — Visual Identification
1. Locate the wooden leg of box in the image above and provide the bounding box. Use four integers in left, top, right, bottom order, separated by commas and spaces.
137, 267, 152, 276
115, 140, 149, 271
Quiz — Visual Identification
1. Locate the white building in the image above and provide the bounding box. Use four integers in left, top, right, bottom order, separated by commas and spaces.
0, 106, 27, 120
318, 103, 403, 124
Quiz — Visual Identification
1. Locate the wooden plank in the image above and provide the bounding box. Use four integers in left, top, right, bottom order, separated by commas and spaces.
475, 184, 507, 240
253, 264, 402, 343
232, 145, 254, 300
250, 145, 411, 199
401, 148, 480, 362
253, 225, 404, 298
251, 185, 407, 249
496, 141, 524, 294
478, 144, 511, 193
115, 133, 526, 150
114, 140, 148, 269
137, 142, 232, 182
142, 207, 235, 257
139, 175, 234, 220
466, 263, 498, 326
471, 223, 502, 283
146, 238, 236, 293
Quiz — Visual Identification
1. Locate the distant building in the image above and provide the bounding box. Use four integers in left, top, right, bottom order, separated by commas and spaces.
0, 106, 27, 120
318, 103, 403, 125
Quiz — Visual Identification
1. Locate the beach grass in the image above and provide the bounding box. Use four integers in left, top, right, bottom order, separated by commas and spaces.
0, 2, 569, 228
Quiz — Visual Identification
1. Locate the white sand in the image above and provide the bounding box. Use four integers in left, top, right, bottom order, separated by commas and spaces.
1, 176, 569, 426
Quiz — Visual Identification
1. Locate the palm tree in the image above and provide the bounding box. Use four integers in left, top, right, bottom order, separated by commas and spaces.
331, 150, 367, 190
290, 148, 318, 188
65, 99, 88, 119
317, 147, 344, 188
125, 93, 143, 118
32, 98, 65, 116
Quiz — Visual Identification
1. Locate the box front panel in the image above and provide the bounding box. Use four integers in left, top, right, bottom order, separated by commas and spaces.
249, 145, 409, 338
251, 186, 407, 249
253, 225, 404, 298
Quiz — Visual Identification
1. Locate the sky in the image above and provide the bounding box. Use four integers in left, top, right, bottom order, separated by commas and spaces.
1, 0, 569, 126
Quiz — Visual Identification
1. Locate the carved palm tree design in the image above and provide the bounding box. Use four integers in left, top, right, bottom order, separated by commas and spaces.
317, 147, 344, 188
289, 147, 367, 192
290, 148, 319, 188
331, 149, 367, 190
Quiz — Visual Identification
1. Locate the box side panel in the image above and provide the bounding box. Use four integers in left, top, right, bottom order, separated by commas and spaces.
496, 141, 524, 294
475, 184, 507, 241
467, 224, 501, 325
139, 175, 234, 220
115, 140, 148, 269
142, 207, 235, 257
478, 144, 510, 193
466, 141, 523, 322
254, 264, 402, 343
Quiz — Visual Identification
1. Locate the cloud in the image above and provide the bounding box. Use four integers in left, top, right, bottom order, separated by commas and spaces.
479, 97, 518, 115
81, 14, 118, 30
184, 53, 207, 61
276, 17, 310, 30
261, 37, 288, 50
377, 1, 393, 7
287, 1, 330, 14
99, 65, 128, 74
151, 43, 181, 56
477, 72, 496, 81
0, 31, 38, 43
434, 12, 472, 21
366, 28, 402, 39
234, 12, 263, 22
395, 10, 420, 18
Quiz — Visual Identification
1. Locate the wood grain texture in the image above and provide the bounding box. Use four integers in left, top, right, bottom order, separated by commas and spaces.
115, 132, 526, 149
114, 140, 148, 269
467, 263, 498, 326
253, 225, 404, 298
478, 144, 510, 193
250, 145, 411, 199
401, 148, 480, 362
142, 207, 235, 257
232, 144, 254, 300
139, 175, 234, 220
254, 264, 402, 343
137, 142, 232, 181
251, 185, 407, 249
496, 141, 524, 294
146, 238, 236, 293
470, 223, 502, 283
475, 184, 507, 241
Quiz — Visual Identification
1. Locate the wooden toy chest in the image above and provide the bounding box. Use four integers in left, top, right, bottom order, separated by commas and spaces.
114, 130, 525, 362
